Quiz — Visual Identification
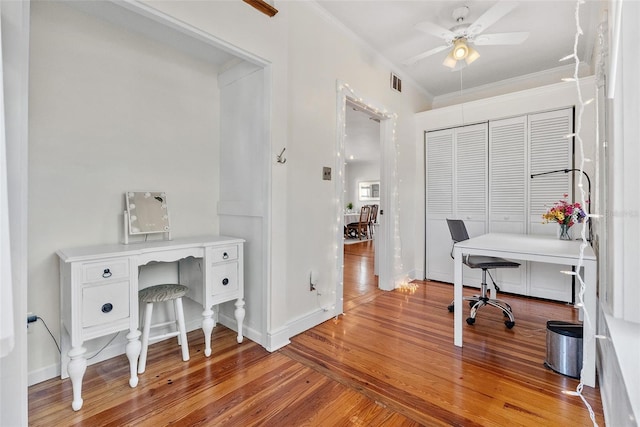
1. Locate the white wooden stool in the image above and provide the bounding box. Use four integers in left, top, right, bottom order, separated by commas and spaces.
138, 284, 190, 374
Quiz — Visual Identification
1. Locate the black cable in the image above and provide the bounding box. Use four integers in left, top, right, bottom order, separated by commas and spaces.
86, 332, 120, 360
36, 316, 61, 354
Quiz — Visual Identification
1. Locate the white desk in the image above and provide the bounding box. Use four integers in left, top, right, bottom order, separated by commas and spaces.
453, 233, 597, 387
57, 235, 245, 410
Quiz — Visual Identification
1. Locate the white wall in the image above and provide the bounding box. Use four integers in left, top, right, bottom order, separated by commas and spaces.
345, 161, 379, 212
1, 0, 30, 424
24, 0, 431, 385
28, 2, 221, 378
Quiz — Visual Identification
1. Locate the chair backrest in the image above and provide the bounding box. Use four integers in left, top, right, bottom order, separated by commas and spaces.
446, 219, 469, 260
369, 204, 378, 223
358, 205, 371, 224
446, 219, 470, 243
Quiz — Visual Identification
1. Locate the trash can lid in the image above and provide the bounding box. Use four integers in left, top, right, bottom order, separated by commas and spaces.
546, 320, 583, 338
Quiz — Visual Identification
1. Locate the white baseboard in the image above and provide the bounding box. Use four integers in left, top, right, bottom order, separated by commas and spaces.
29, 321, 205, 386
218, 313, 263, 348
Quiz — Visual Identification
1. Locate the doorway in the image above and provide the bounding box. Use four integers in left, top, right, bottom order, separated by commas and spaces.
335, 85, 397, 315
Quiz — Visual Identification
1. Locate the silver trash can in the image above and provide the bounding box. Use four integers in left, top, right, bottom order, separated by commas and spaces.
545, 320, 583, 379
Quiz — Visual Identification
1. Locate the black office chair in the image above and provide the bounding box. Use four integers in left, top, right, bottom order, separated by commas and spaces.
446, 219, 520, 329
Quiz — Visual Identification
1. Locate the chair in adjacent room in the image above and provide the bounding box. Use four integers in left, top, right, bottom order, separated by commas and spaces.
138, 284, 190, 374
368, 204, 379, 238
346, 205, 371, 240
445, 219, 520, 328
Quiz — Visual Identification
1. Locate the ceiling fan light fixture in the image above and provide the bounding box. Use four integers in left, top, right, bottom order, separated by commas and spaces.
443, 50, 458, 69
465, 46, 480, 65
452, 39, 469, 60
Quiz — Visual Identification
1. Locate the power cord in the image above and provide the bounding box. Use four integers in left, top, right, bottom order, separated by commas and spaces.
27, 314, 120, 360
28, 315, 61, 354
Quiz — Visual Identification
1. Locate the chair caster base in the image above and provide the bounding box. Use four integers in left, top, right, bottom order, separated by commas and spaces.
466, 317, 475, 325
505, 321, 515, 329
447, 304, 455, 312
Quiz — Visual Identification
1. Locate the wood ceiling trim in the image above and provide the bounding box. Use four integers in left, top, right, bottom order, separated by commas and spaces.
243, 0, 278, 17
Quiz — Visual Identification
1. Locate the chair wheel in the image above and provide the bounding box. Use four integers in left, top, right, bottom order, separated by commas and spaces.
505, 321, 515, 329
466, 317, 475, 325
447, 304, 454, 312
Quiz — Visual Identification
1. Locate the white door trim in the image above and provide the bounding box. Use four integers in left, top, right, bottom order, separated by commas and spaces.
335, 82, 397, 315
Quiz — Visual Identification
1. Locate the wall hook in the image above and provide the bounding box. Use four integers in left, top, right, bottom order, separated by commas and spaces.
276, 147, 287, 164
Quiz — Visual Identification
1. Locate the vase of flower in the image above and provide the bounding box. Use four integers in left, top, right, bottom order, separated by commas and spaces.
542, 194, 586, 241
558, 223, 572, 240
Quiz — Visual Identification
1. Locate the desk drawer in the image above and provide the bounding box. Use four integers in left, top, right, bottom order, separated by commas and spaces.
211, 262, 239, 295
210, 246, 238, 263
81, 259, 129, 283
82, 281, 130, 328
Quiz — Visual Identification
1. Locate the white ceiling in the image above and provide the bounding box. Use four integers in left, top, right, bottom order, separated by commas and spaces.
330, 0, 603, 165
316, 0, 603, 99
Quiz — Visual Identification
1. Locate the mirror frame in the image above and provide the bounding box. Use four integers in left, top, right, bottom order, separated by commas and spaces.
125, 191, 171, 242
358, 180, 380, 202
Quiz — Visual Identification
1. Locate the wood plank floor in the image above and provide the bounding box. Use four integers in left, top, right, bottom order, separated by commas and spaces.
29, 240, 604, 426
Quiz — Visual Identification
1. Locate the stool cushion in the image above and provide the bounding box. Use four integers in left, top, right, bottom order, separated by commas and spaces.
139, 284, 189, 303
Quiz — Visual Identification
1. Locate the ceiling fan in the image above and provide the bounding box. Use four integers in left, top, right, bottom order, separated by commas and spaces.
402, 1, 529, 70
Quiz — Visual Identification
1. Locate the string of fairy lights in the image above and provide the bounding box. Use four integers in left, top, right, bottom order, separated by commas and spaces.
332, 82, 411, 313
558, 1, 603, 425
334, 3, 603, 422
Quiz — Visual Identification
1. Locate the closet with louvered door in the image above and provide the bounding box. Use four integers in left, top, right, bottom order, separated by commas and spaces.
488, 116, 528, 295
425, 128, 454, 283
425, 123, 488, 286
487, 108, 574, 301
527, 108, 574, 302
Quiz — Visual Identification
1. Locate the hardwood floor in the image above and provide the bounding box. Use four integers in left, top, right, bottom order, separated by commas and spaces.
29, 240, 604, 426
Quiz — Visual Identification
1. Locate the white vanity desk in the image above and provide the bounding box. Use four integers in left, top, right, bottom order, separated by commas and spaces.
57, 235, 245, 411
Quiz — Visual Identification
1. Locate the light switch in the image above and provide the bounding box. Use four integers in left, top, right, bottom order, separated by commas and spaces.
322, 167, 331, 181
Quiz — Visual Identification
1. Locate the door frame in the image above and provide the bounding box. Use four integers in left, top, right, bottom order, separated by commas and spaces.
334, 82, 397, 314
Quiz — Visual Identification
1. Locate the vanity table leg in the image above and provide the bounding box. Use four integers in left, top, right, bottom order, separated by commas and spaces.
234, 299, 245, 343
202, 308, 214, 357
67, 346, 87, 411
125, 329, 141, 387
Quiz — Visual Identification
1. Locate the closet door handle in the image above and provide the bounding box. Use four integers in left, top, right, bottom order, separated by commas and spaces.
101, 303, 113, 313
223, 252, 229, 260
102, 268, 112, 278
222, 278, 229, 286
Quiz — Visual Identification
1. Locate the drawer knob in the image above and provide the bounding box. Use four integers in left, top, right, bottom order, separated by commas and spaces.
223, 252, 229, 260
101, 303, 113, 313
222, 278, 229, 286
102, 268, 112, 278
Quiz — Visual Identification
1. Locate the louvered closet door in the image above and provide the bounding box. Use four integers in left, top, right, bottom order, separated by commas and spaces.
455, 124, 487, 224
528, 108, 574, 302
454, 123, 488, 287
489, 116, 527, 233
529, 108, 574, 234
425, 129, 454, 282
488, 117, 527, 294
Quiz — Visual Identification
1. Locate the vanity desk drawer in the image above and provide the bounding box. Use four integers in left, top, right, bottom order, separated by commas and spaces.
82, 280, 130, 328
81, 259, 129, 283
210, 245, 238, 263
210, 262, 239, 295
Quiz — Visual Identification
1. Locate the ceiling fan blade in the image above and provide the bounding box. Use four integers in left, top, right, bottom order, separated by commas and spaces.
473, 32, 529, 45
414, 21, 455, 41
402, 44, 450, 65
467, 1, 518, 36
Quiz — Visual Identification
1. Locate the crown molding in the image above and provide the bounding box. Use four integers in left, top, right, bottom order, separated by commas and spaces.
433, 63, 592, 108
308, 1, 434, 102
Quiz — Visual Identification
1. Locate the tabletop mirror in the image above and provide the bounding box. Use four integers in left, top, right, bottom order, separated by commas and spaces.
124, 191, 171, 244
